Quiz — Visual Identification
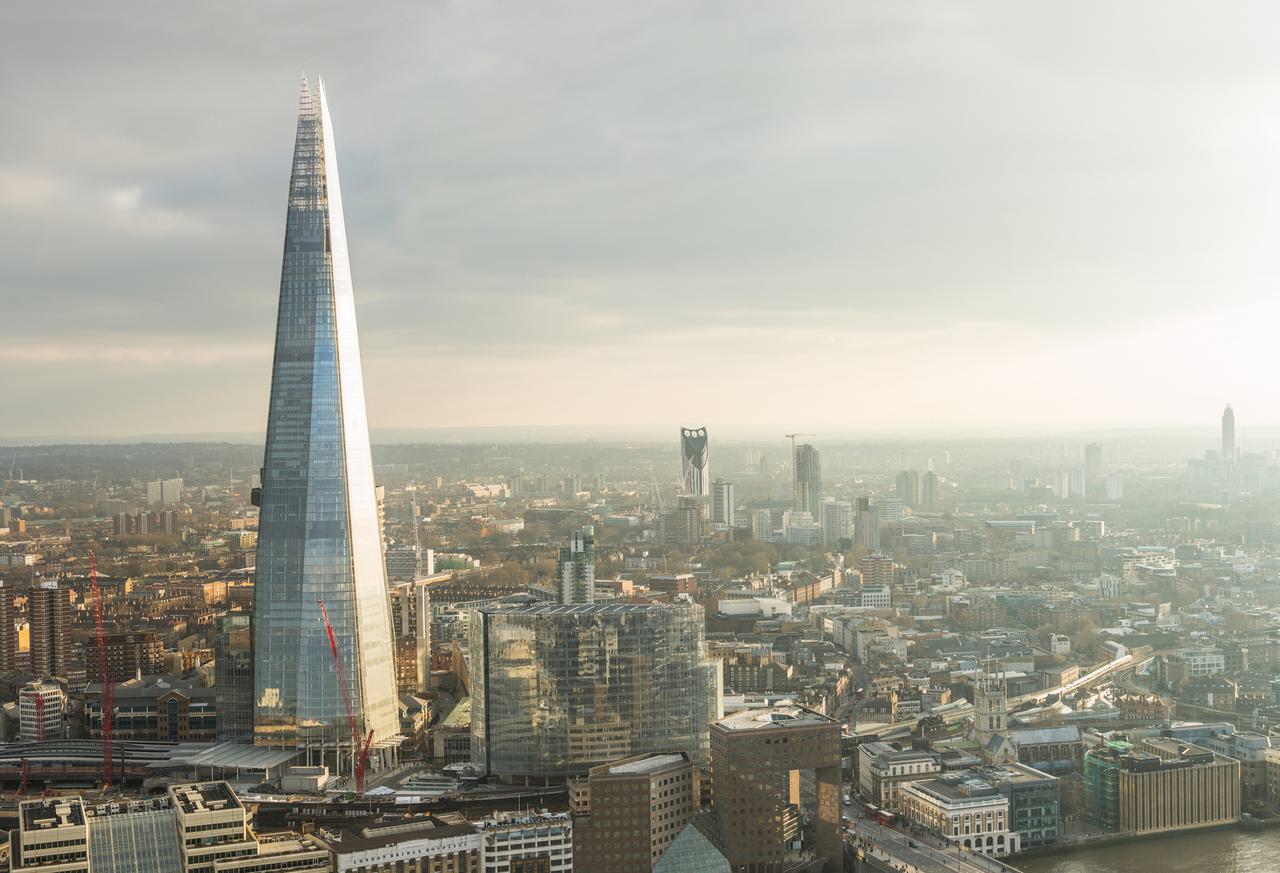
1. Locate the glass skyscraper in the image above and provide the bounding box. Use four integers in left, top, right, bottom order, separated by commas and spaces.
470, 603, 720, 783
252, 78, 399, 751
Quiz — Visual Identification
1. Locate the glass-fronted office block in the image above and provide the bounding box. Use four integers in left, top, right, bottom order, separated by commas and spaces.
252, 78, 399, 748
215, 613, 254, 743
471, 603, 719, 782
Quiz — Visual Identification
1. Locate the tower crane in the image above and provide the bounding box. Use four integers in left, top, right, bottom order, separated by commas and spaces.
90, 552, 114, 789
318, 599, 374, 793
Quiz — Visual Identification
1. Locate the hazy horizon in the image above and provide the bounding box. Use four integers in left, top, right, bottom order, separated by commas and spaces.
6, 3, 1280, 437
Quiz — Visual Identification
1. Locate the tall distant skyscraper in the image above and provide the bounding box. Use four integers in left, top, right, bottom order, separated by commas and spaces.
855, 497, 880, 551
711, 478, 735, 527
680, 427, 710, 496
1222, 404, 1235, 462
558, 525, 596, 604
1084, 442, 1103, 480
793, 443, 822, 514
252, 79, 399, 752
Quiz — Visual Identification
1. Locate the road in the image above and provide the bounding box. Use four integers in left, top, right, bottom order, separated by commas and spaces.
845, 811, 1021, 873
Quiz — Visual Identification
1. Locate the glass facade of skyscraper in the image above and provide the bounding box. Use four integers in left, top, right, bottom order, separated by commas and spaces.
470, 603, 720, 782
252, 78, 399, 749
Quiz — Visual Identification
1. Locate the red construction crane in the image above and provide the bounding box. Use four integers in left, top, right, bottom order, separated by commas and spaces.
89, 552, 113, 790
317, 599, 374, 793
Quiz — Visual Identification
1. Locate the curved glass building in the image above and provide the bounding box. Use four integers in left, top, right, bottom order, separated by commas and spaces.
252, 79, 399, 753
470, 603, 720, 784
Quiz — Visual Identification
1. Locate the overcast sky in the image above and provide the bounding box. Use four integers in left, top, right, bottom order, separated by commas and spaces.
3, 2, 1279, 440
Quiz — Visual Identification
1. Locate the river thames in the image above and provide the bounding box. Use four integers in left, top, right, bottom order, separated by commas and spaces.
1016, 828, 1280, 873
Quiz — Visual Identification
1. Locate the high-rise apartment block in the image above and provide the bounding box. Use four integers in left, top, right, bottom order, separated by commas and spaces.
1222, 404, 1235, 462
573, 752, 696, 873
855, 497, 880, 550
680, 427, 710, 497
820, 500, 852, 548
388, 578, 432, 693
896, 470, 923, 508
711, 478, 735, 527
558, 525, 596, 605
470, 603, 720, 783
0, 583, 14, 675
860, 553, 894, 588
751, 508, 773, 543
28, 581, 70, 679
793, 443, 821, 514
252, 79, 399, 753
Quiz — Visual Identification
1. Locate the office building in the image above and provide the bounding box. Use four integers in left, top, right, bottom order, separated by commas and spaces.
478, 811, 572, 873
819, 500, 852, 548
711, 478, 735, 527
855, 497, 880, 550
146, 477, 184, 506
900, 772, 1020, 857
1222, 404, 1236, 462
573, 752, 695, 873
1085, 738, 1240, 834
321, 817, 482, 872
87, 677, 216, 742
9, 786, 328, 873
985, 763, 1060, 849
680, 427, 710, 497
751, 509, 773, 543
558, 525, 596, 605
857, 741, 942, 810
172, 782, 259, 873
252, 79, 399, 754
11, 798, 90, 871
875, 496, 905, 522
470, 603, 720, 783
711, 706, 842, 872
28, 581, 70, 679
216, 611, 256, 742
793, 443, 821, 514
215, 613, 255, 743
19, 680, 66, 741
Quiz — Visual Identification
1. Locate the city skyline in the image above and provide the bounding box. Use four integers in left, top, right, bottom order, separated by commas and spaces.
7, 4, 1280, 437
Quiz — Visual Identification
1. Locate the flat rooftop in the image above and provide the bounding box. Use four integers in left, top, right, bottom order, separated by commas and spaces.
715, 705, 837, 731
607, 753, 689, 775
170, 782, 242, 815
22, 797, 86, 831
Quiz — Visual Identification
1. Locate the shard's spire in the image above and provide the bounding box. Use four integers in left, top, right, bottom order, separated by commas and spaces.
253, 80, 399, 752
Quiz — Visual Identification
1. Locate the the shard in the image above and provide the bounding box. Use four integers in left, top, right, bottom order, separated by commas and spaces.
252, 78, 399, 754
